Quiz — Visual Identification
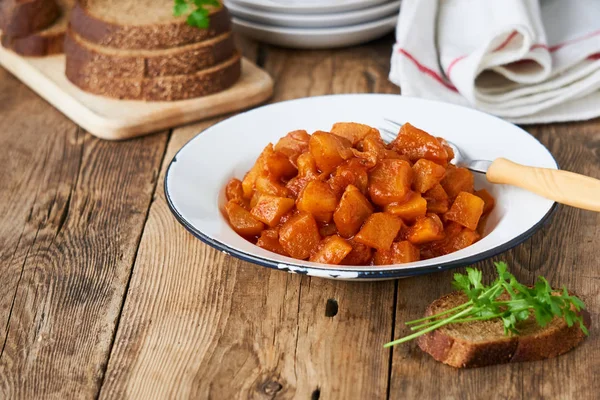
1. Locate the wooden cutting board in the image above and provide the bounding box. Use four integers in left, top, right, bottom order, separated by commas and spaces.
0, 46, 273, 140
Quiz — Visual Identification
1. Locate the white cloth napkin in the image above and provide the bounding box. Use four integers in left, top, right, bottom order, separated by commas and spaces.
390, 0, 600, 124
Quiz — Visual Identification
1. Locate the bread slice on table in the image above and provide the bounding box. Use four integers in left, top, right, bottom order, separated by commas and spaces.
417, 291, 591, 368
64, 28, 235, 78
0, 0, 59, 37
69, 0, 231, 50
1, 0, 73, 56
66, 52, 242, 101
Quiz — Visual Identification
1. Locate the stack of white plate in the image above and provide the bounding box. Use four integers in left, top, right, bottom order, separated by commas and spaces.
225, 0, 400, 49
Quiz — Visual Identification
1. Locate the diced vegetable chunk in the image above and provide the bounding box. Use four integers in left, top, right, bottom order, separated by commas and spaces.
333, 185, 374, 238
407, 214, 445, 244
256, 229, 288, 256
368, 159, 413, 206
341, 239, 372, 265
226, 178, 244, 203
475, 189, 495, 214
384, 192, 427, 223
355, 213, 403, 251
266, 151, 297, 179
242, 144, 274, 199
309, 131, 353, 173
274, 130, 310, 165
333, 158, 369, 194
251, 195, 295, 227
424, 183, 450, 214
279, 212, 321, 259
445, 191, 484, 230
297, 180, 338, 223
413, 159, 446, 193
255, 175, 290, 198
309, 236, 353, 264
225, 201, 265, 236
441, 167, 474, 199
331, 122, 378, 145
374, 241, 420, 265
390, 123, 448, 164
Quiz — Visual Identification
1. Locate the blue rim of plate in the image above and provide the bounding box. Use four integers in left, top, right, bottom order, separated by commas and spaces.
164, 95, 559, 279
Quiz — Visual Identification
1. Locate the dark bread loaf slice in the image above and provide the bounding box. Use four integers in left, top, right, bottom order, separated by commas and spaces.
0, 0, 59, 36
417, 291, 590, 368
64, 28, 235, 79
1, 0, 73, 56
70, 0, 231, 50
66, 52, 241, 101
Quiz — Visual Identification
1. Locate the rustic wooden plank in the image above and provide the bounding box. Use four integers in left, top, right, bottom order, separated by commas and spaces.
389, 120, 600, 399
0, 67, 169, 398
99, 34, 401, 399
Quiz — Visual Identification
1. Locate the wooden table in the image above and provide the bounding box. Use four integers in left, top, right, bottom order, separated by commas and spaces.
0, 34, 598, 399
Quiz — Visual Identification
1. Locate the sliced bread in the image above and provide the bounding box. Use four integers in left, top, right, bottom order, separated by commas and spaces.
66, 52, 241, 101
417, 291, 591, 368
0, 0, 59, 37
69, 0, 231, 50
1, 0, 73, 56
64, 28, 235, 79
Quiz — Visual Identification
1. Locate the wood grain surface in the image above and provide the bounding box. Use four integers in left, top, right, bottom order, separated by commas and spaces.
0, 34, 599, 399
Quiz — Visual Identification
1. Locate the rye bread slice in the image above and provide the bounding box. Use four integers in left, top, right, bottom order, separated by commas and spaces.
66, 52, 241, 101
0, 0, 60, 37
69, 1, 231, 50
417, 291, 591, 368
64, 28, 235, 79
1, 0, 73, 56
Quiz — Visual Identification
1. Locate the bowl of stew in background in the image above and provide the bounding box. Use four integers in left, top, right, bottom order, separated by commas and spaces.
164, 94, 557, 280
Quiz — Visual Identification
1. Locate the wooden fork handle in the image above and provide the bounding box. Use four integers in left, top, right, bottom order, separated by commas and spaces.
486, 158, 600, 212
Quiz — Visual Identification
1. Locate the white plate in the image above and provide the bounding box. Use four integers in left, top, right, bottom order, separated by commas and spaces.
225, 0, 401, 28
165, 94, 557, 281
230, 0, 390, 14
231, 14, 398, 49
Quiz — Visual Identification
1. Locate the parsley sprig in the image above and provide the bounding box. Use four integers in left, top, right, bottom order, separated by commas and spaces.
384, 262, 588, 347
173, 0, 221, 29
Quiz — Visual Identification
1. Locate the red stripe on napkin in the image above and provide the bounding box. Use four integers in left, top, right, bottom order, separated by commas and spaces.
397, 48, 458, 92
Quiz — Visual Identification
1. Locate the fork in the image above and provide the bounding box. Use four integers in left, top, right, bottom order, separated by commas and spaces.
380, 118, 600, 212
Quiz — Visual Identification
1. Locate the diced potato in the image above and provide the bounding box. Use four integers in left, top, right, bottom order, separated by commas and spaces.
341, 239, 372, 265
437, 137, 455, 162
226, 178, 244, 202
242, 144, 274, 199
445, 191, 484, 230
374, 241, 420, 265
368, 159, 413, 206
309, 131, 353, 173
331, 122, 379, 145
424, 184, 449, 214
333, 159, 369, 194
384, 192, 427, 223
256, 229, 288, 256
279, 212, 321, 259
441, 167, 474, 199
250, 191, 261, 208
250, 195, 295, 227
255, 175, 290, 198
407, 214, 445, 244
442, 229, 480, 254
297, 180, 338, 223
413, 159, 446, 193
390, 123, 448, 164
296, 152, 319, 179
286, 177, 310, 198
354, 213, 403, 251
309, 236, 353, 264
475, 189, 495, 214
225, 201, 264, 236
333, 185, 374, 238
266, 151, 297, 180
274, 130, 310, 165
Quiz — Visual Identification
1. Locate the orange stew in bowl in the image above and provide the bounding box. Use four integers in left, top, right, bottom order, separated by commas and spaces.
223, 122, 495, 265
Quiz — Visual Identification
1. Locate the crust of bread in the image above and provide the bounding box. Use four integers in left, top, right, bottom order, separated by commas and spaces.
1, 0, 73, 56
65, 52, 241, 101
64, 28, 235, 78
417, 291, 591, 368
69, 2, 231, 50
0, 0, 60, 37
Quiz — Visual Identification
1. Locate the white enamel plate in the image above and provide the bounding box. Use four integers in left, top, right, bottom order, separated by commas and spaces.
165, 95, 557, 280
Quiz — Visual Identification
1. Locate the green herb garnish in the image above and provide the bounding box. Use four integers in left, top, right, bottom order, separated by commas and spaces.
173, 0, 221, 29
384, 262, 588, 347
